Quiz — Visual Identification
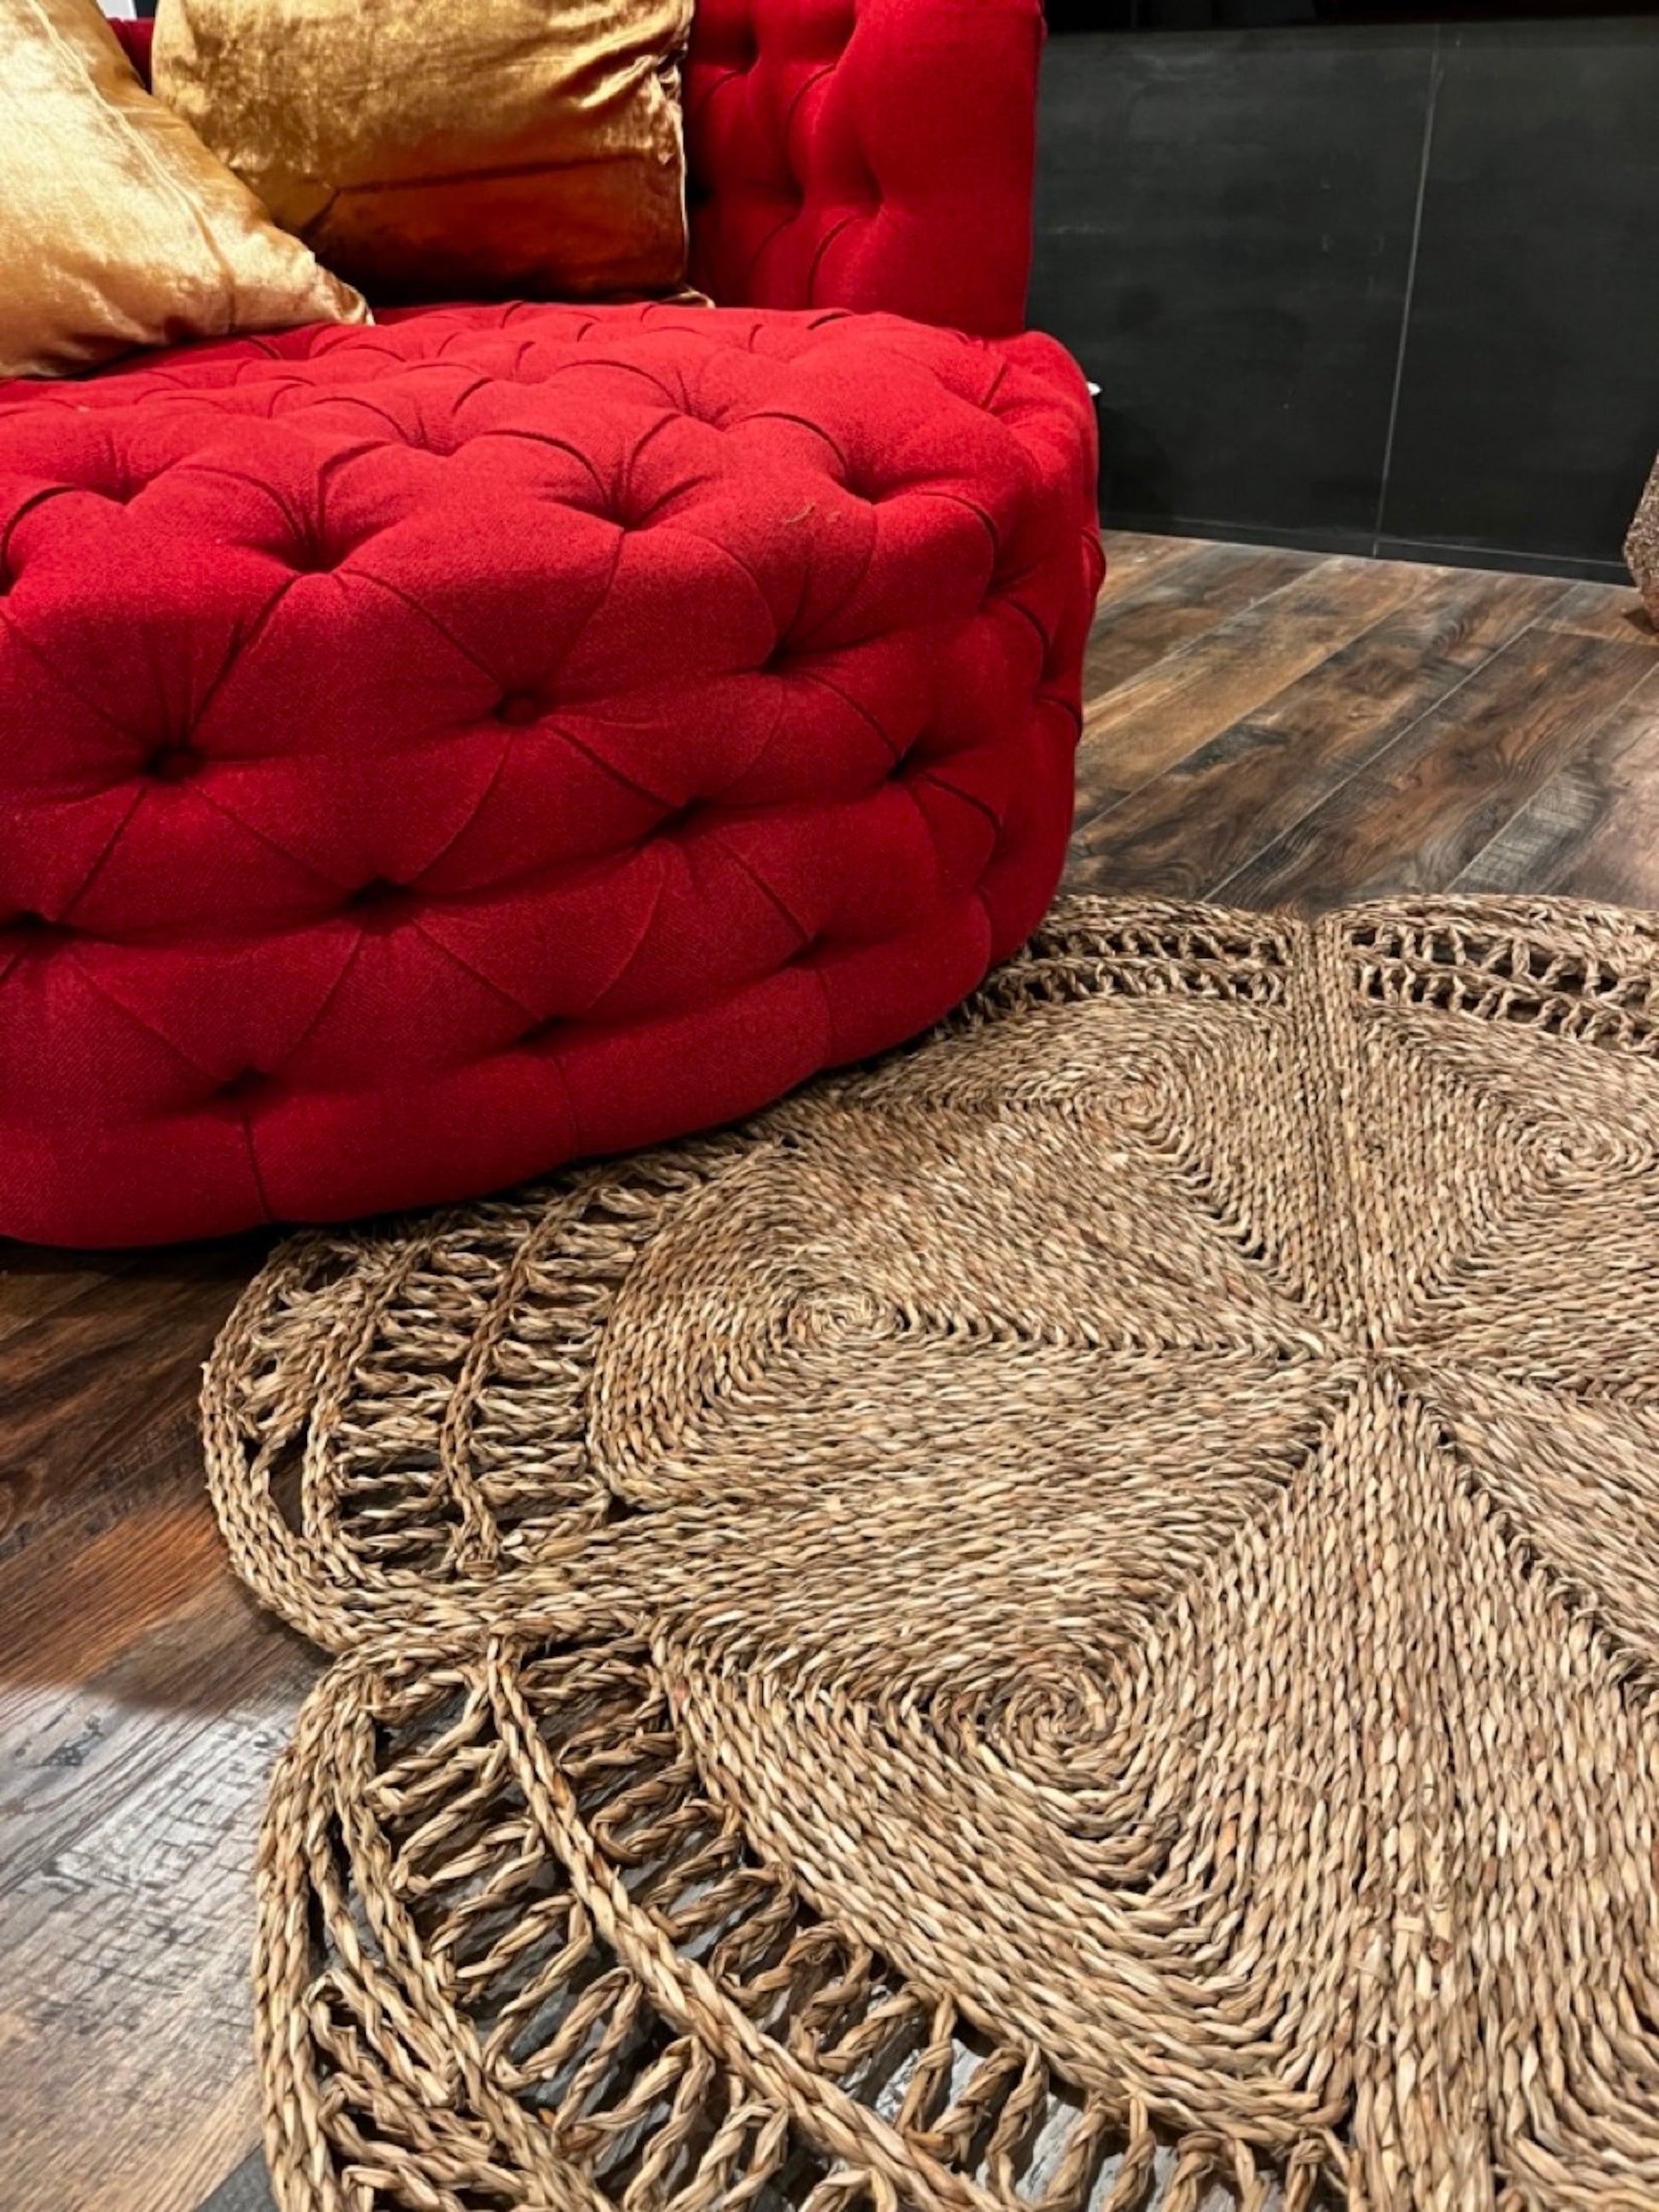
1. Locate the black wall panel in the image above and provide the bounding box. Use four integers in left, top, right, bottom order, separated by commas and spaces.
1030, 19, 1659, 576
1379, 22, 1659, 569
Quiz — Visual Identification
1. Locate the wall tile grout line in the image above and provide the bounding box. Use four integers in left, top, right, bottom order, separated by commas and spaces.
1095, 517, 1631, 586
1372, 27, 1443, 558
1374, 537, 1633, 584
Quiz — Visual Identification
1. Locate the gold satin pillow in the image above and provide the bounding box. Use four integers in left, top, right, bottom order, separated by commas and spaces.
0, 0, 367, 379
153, 0, 696, 306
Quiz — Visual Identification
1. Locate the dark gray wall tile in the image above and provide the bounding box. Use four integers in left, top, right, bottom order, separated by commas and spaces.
1380, 20, 1659, 567
1030, 30, 1432, 540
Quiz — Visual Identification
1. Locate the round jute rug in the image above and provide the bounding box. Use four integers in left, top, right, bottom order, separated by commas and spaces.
203, 894, 1659, 2212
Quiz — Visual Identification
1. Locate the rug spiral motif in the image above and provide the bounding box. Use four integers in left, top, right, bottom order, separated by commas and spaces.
203, 894, 1659, 2212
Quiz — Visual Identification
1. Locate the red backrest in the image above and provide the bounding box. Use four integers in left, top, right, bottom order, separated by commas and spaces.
107, 14, 153, 78
685, 0, 1042, 336
111, 0, 1041, 338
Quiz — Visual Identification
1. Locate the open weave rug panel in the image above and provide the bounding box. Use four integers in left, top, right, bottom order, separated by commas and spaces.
203, 894, 1659, 2212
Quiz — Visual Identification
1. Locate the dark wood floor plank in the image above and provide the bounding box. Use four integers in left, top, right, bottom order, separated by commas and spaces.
1, 1539, 318, 1889
1091, 528, 1206, 605
0, 1410, 218, 1682
1078, 554, 1422, 806
1217, 623, 1659, 910
0, 1591, 301, 2212
1071, 566, 1567, 901
0, 1234, 290, 2209
0, 1412, 309, 2212
1081, 538, 1321, 704
1540, 579, 1656, 644
0, 1921, 261, 2212
0, 1253, 132, 1348
0, 1239, 268, 1553
1451, 667, 1659, 907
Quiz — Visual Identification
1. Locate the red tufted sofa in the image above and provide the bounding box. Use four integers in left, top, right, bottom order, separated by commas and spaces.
0, 0, 1101, 1246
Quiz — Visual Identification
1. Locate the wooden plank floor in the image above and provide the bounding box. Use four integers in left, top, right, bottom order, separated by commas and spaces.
2, 531, 1656, 2212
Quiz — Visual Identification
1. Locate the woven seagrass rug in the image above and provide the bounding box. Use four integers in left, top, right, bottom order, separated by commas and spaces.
203, 894, 1659, 2212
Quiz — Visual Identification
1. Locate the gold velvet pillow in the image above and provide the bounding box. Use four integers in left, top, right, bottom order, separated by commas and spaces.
153, 0, 696, 306
0, 0, 367, 379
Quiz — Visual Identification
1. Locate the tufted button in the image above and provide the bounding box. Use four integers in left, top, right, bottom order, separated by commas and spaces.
216, 1068, 265, 1104
344, 878, 412, 929
597, 482, 658, 532
142, 742, 203, 783
494, 691, 546, 728
3, 906, 72, 960
3, 910, 69, 953
286, 533, 351, 575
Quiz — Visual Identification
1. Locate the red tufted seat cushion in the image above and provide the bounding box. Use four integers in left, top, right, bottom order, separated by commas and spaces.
0, 301, 1100, 1245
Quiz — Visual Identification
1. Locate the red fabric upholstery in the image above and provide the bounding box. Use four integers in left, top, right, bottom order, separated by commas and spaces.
685, 0, 1042, 337
113, 0, 1042, 340
107, 16, 154, 78
0, 304, 1100, 1244
3, 0, 1095, 1245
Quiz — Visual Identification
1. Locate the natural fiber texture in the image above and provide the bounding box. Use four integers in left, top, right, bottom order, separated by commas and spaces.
1627, 454, 1659, 626
204, 892, 1659, 2212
